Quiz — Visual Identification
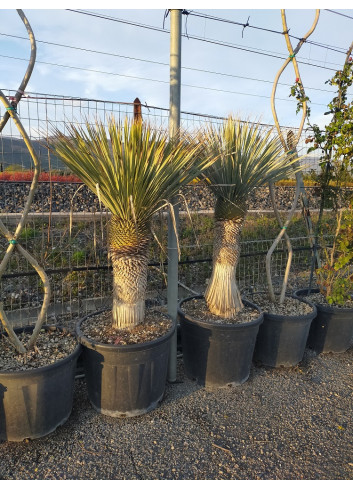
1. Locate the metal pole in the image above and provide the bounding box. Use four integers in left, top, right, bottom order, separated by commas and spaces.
167, 9, 182, 382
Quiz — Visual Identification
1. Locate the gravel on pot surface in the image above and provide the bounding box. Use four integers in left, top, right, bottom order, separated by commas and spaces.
249, 294, 314, 316
180, 297, 261, 324
80, 308, 172, 345
0, 329, 78, 372
0, 346, 352, 480
303, 292, 353, 309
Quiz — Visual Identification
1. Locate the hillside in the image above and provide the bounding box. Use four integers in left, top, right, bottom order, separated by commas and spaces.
0, 136, 66, 171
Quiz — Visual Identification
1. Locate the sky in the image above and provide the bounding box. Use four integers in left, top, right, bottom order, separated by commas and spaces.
1, 2, 353, 131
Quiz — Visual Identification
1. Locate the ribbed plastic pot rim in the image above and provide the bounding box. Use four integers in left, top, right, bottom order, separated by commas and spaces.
76, 308, 175, 352
178, 295, 264, 330
0, 326, 81, 378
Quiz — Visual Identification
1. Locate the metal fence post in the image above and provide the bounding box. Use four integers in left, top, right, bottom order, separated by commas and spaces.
167, 9, 182, 382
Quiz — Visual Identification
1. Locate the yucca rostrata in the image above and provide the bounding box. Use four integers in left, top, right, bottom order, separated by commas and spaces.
50, 117, 208, 330
201, 117, 301, 318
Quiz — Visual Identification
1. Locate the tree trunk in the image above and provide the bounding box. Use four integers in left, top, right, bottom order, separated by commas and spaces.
205, 216, 246, 318
108, 216, 150, 330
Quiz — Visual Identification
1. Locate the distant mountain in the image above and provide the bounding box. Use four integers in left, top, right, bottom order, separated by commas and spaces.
0, 136, 66, 171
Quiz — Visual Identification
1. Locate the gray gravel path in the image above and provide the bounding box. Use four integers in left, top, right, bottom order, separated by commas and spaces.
0, 346, 352, 480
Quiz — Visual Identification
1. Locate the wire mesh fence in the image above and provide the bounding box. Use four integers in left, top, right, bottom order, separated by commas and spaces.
0, 89, 322, 171
0, 90, 332, 325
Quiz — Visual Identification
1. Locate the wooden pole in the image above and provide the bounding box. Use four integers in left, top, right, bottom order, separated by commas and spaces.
133, 97, 142, 122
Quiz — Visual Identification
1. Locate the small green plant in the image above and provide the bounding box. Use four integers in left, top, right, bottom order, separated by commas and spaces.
3, 163, 24, 172
46, 248, 68, 268
19, 225, 36, 240
62, 270, 87, 297
72, 250, 86, 265
316, 207, 353, 305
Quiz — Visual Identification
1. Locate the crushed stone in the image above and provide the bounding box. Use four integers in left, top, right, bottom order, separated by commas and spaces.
0, 328, 78, 372
0, 346, 352, 480
247, 294, 314, 317
79, 308, 172, 345
180, 297, 261, 324
302, 292, 353, 309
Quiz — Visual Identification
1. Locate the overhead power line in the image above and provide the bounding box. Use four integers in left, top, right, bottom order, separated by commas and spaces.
0, 53, 329, 107
0, 32, 338, 96
187, 10, 348, 55
182, 67, 336, 94
67, 9, 168, 34
0, 29, 341, 73
66, 9, 340, 72
181, 32, 339, 71
325, 9, 353, 21
68, 8, 349, 56
0, 31, 167, 67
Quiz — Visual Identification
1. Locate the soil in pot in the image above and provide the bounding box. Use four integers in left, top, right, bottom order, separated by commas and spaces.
0, 326, 81, 442
76, 307, 174, 418
178, 296, 263, 389
251, 295, 317, 368
294, 288, 353, 354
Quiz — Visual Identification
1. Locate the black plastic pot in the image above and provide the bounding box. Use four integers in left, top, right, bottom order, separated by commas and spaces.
0, 326, 81, 442
253, 297, 317, 368
294, 288, 353, 354
178, 296, 263, 389
76, 310, 175, 417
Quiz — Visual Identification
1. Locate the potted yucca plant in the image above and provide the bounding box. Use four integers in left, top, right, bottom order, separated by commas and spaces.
49, 117, 208, 417
178, 117, 304, 388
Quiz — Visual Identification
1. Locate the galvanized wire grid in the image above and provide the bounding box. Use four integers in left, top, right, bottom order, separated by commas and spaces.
0, 89, 322, 169
0, 90, 323, 323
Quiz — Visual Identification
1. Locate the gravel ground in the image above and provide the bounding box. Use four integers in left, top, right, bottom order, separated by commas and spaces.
0, 344, 352, 480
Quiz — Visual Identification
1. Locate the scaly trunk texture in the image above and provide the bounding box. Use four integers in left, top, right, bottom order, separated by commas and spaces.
205, 198, 247, 318
108, 215, 150, 330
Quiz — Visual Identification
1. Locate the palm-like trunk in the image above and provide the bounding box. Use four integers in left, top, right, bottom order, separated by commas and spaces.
109, 216, 150, 330
205, 198, 247, 318
110, 254, 148, 329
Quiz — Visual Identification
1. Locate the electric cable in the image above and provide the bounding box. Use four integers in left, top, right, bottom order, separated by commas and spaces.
65, 9, 341, 72
325, 9, 353, 21
0, 53, 328, 107
188, 10, 349, 55
0, 46, 339, 96
0, 28, 341, 73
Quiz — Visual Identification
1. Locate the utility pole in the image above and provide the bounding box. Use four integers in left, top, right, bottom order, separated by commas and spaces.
167, 9, 182, 382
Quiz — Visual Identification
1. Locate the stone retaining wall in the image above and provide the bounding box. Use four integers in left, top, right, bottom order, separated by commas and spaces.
0, 182, 324, 214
